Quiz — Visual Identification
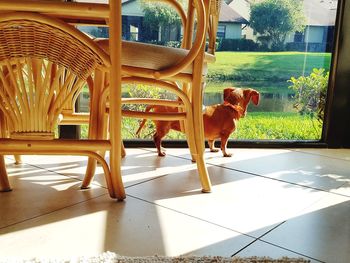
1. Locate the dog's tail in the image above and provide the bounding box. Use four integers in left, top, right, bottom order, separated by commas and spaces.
135, 105, 154, 136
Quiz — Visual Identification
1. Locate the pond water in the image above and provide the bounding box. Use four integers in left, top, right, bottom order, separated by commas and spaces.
78, 88, 297, 113
204, 91, 295, 112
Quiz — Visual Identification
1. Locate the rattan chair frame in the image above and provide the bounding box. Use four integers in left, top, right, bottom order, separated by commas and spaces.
0, 4, 125, 200
82, 0, 222, 194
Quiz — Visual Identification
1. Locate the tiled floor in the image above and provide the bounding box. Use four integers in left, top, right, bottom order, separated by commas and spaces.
0, 147, 349, 262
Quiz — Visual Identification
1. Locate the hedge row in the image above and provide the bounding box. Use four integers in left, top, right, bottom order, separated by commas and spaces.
216, 38, 331, 52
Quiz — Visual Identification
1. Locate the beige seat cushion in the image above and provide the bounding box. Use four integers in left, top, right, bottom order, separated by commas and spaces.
95, 39, 215, 75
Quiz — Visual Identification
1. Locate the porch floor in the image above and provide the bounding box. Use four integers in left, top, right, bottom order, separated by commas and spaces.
0, 147, 349, 262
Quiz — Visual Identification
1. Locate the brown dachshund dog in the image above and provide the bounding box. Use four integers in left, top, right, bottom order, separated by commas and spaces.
136, 87, 260, 157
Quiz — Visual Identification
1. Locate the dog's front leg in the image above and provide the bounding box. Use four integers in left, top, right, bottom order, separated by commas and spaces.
153, 132, 166, 156
220, 135, 232, 157
208, 140, 219, 152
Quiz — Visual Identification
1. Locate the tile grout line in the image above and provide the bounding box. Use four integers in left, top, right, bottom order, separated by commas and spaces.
10, 158, 190, 191
6, 160, 108, 190
230, 221, 287, 257
124, 174, 171, 189
0, 192, 109, 231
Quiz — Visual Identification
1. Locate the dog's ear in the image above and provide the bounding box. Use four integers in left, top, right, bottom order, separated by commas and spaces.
223, 87, 235, 101
245, 89, 260, 105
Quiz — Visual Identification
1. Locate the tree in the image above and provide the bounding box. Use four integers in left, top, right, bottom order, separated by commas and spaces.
249, 0, 305, 50
141, 1, 182, 42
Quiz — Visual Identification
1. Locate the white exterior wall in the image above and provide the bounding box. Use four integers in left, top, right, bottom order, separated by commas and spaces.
221, 23, 242, 39
285, 32, 294, 43
242, 26, 255, 40
286, 26, 325, 43
229, 0, 250, 20
304, 26, 324, 43
122, 0, 144, 17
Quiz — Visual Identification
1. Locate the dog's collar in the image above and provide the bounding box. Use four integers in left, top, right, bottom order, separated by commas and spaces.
223, 102, 243, 116
223, 101, 236, 110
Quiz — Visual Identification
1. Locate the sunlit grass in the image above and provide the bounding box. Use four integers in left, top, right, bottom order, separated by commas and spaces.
235, 112, 322, 140
80, 112, 322, 141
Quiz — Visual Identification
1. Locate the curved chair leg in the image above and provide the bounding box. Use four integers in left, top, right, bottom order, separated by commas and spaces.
0, 155, 11, 192
82, 158, 97, 189
184, 109, 198, 163
82, 116, 99, 188
191, 51, 212, 193
180, 83, 197, 162
108, 19, 126, 200
82, 70, 105, 189
98, 113, 109, 160
192, 108, 211, 193
14, 155, 22, 164
121, 141, 126, 158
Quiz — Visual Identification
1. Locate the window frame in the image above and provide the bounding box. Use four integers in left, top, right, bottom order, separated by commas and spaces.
217, 24, 226, 39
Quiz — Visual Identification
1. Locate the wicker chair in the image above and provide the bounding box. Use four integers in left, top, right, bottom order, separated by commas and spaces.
0, 6, 125, 200
82, 0, 222, 193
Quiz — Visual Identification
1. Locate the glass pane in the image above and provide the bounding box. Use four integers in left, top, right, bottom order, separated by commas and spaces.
77, 0, 338, 142
208, 0, 337, 141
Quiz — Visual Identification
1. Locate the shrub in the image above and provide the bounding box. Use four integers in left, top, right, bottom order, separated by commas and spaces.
122, 84, 176, 139
288, 68, 329, 128
285, 42, 328, 52
217, 38, 262, 51
165, 40, 181, 48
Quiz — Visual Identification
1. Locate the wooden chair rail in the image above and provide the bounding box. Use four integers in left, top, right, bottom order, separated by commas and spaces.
0, 138, 113, 195
121, 110, 187, 121
0, 0, 109, 21
121, 98, 185, 108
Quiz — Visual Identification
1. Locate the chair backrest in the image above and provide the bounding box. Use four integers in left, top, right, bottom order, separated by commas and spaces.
0, 12, 109, 140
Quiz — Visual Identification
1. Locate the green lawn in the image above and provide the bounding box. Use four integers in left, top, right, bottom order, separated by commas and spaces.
80, 112, 322, 140
206, 51, 332, 93
235, 112, 322, 140
209, 51, 331, 78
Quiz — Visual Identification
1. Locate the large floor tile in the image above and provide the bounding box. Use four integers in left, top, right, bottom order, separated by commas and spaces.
5, 155, 106, 187
292, 148, 350, 161
201, 148, 350, 192
331, 182, 350, 197
126, 164, 327, 237
261, 194, 350, 263
121, 149, 199, 188
11, 149, 197, 189
0, 195, 254, 258
0, 161, 107, 229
